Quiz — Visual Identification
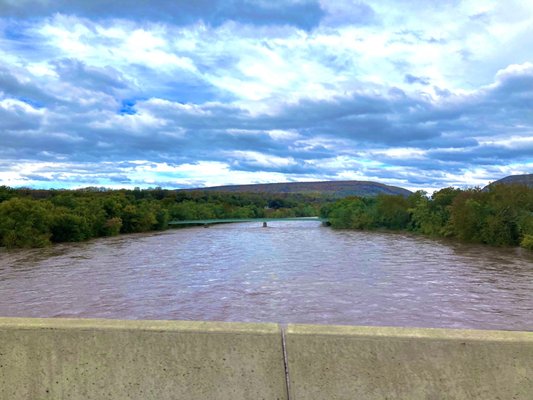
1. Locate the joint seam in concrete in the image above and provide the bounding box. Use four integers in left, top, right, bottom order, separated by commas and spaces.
281, 326, 292, 400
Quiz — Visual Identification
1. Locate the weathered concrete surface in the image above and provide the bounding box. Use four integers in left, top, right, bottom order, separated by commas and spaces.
0, 317, 288, 400
286, 324, 533, 400
2, 318, 532, 400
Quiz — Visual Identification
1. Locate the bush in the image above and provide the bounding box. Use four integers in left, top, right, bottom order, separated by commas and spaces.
520, 234, 533, 250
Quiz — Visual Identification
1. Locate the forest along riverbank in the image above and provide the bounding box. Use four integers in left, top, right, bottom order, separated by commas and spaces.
2, 183, 533, 250
321, 184, 533, 250
1, 221, 532, 331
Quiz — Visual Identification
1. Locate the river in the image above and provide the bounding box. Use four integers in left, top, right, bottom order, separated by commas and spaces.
1, 221, 532, 331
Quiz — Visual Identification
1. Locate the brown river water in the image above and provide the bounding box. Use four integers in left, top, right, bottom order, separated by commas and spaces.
1, 221, 532, 331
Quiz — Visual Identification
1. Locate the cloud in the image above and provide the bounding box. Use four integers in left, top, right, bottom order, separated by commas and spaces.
2, 61, 533, 188
1, 1, 532, 191
0, 65, 56, 106
404, 74, 430, 85
319, 1, 376, 26
0, 0, 325, 30
0, 98, 44, 130
52, 58, 129, 93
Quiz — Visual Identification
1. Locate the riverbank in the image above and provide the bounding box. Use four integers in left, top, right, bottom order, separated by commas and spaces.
0, 187, 322, 248
2, 183, 533, 250
322, 184, 533, 250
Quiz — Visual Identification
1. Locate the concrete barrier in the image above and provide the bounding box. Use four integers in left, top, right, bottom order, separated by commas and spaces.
285, 324, 533, 400
0, 318, 288, 400
1, 318, 532, 400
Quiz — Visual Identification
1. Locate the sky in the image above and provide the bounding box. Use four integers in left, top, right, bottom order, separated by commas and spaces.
0, 0, 532, 192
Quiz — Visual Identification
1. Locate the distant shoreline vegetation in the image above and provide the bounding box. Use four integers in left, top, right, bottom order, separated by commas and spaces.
321, 185, 533, 251
0, 184, 532, 250
0, 186, 323, 249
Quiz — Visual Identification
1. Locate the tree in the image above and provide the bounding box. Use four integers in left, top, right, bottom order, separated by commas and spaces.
521, 234, 533, 250
375, 194, 410, 229
449, 190, 488, 243
50, 208, 90, 243
102, 217, 122, 236
327, 197, 377, 229
120, 203, 157, 233
0, 198, 52, 248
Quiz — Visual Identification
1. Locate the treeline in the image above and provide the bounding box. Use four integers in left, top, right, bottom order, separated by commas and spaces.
321, 184, 533, 250
0, 186, 323, 248
3, 184, 533, 250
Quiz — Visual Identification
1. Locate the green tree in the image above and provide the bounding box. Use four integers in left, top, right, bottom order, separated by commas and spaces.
449, 190, 488, 243
102, 217, 122, 236
0, 186, 16, 203
327, 197, 377, 229
50, 208, 90, 243
375, 194, 410, 229
120, 203, 157, 233
408, 189, 459, 236
0, 198, 52, 248
521, 234, 533, 250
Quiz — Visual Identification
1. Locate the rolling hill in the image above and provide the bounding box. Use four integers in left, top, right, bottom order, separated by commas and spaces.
486, 173, 533, 189
180, 180, 412, 197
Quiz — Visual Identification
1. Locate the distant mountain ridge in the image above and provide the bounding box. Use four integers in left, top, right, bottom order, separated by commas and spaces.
181, 180, 412, 197
487, 174, 533, 188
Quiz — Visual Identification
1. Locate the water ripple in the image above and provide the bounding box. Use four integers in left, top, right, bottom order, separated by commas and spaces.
1, 222, 532, 330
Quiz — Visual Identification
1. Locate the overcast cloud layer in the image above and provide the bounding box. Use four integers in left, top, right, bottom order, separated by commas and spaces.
1, 0, 532, 191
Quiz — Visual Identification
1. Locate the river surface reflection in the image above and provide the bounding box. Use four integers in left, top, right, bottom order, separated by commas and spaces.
1, 221, 532, 330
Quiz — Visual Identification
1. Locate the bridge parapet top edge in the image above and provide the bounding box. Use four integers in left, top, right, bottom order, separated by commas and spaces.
0, 317, 280, 334
286, 323, 533, 342
1, 317, 531, 340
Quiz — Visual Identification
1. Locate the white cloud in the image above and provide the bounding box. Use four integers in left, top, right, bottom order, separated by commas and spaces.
227, 151, 297, 168
0, 1, 532, 190
37, 16, 197, 73
494, 62, 533, 82
90, 111, 166, 132
268, 129, 301, 140
373, 148, 427, 159
0, 98, 43, 114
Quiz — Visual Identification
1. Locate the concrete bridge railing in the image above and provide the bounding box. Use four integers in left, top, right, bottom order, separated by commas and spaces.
1, 317, 532, 399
